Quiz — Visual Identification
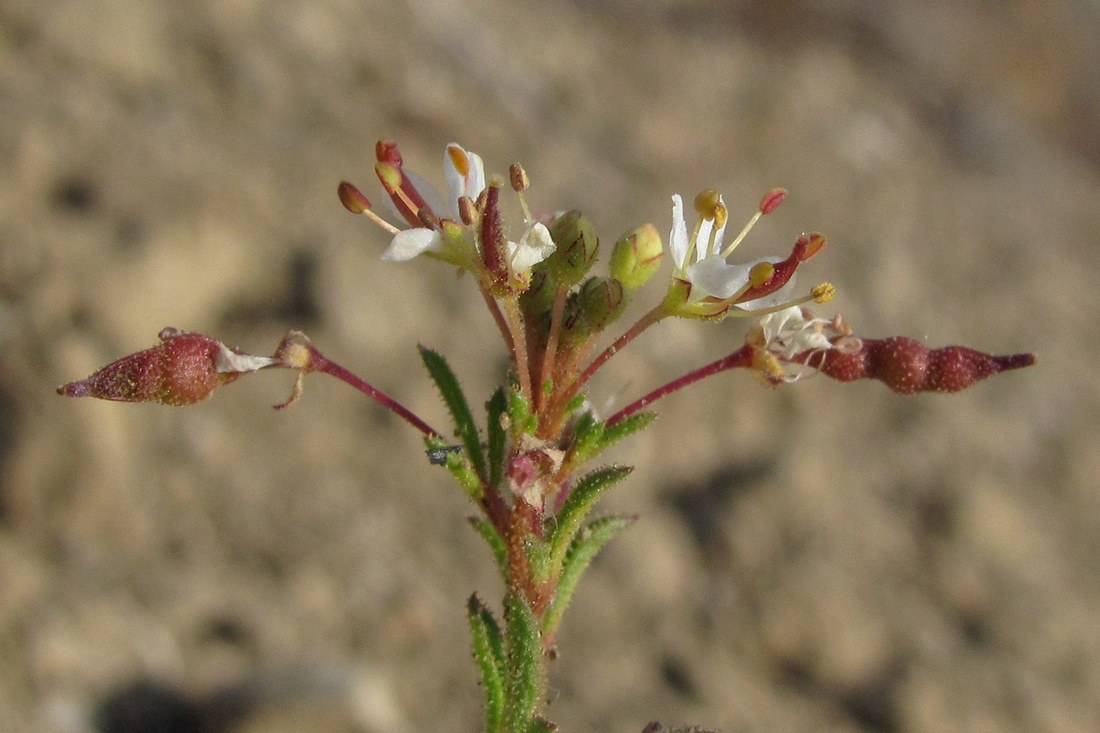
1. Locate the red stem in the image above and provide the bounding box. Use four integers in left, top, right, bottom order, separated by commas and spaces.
605, 344, 755, 426
307, 346, 442, 438
551, 303, 667, 422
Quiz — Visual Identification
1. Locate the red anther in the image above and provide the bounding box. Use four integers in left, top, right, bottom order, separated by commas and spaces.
337, 181, 372, 214
813, 336, 1035, 394
56, 330, 242, 406
375, 139, 403, 167
374, 143, 435, 228
759, 188, 787, 215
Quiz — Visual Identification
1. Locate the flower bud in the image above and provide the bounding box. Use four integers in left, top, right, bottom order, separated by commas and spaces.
542, 210, 598, 286
576, 277, 627, 332
816, 336, 1035, 394
610, 223, 663, 290
57, 329, 277, 406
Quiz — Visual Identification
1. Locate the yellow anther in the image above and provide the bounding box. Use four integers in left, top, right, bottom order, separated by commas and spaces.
811, 282, 836, 303
712, 201, 728, 231
693, 189, 721, 220
748, 261, 775, 287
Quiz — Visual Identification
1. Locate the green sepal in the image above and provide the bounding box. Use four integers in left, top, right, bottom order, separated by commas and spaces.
543, 514, 636, 639
503, 591, 544, 733
444, 446, 484, 502
467, 594, 506, 733
485, 387, 508, 492
419, 345, 487, 482
468, 516, 508, 581
547, 465, 633, 583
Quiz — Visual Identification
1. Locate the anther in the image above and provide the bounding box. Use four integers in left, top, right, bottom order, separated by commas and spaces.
693, 189, 721, 220
811, 282, 836, 302
759, 188, 787, 215
510, 163, 529, 192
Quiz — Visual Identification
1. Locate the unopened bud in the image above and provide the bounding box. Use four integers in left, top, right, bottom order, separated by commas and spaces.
577, 277, 627, 332
543, 210, 599, 286
610, 224, 663, 290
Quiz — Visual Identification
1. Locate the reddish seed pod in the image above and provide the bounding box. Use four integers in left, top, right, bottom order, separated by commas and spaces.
57, 330, 244, 406
816, 336, 1035, 394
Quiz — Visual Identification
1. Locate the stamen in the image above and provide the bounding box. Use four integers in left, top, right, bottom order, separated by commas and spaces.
693, 189, 721, 219
721, 210, 762, 258
811, 282, 836, 303
337, 181, 400, 235
705, 201, 728, 257
510, 163, 529, 192
721, 188, 788, 259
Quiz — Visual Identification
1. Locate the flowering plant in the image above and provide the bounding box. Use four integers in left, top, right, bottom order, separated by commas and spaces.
58, 140, 1033, 732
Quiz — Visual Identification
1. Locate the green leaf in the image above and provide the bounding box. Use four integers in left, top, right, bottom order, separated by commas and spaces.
543, 514, 636, 638
419, 345, 487, 482
503, 592, 544, 732
600, 411, 658, 452
547, 465, 633, 582
566, 410, 603, 462
527, 534, 553, 586
468, 516, 508, 581
571, 412, 657, 465
485, 387, 507, 492
508, 385, 537, 435
467, 594, 505, 733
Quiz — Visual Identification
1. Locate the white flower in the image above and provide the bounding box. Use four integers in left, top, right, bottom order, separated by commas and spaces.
669, 194, 796, 306
757, 305, 835, 359
381, 143, 486, 262
509, 221, 555, 270
381, 143, 555, 271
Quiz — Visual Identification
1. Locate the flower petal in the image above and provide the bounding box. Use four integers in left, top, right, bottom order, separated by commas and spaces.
684, 256, 748, 300
443, 143, 486, 219
669, 194, 691, 273
382, 228, 442, 261
509, 222, 556, 270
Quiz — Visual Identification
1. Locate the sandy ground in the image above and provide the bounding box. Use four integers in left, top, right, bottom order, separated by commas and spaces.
3, 1, 1100, 731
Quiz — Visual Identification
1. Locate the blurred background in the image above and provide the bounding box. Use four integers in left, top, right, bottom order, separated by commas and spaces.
2, 1, 1098, 731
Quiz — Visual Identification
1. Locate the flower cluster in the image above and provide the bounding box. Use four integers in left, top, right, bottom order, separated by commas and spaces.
57, 139, 1034, 733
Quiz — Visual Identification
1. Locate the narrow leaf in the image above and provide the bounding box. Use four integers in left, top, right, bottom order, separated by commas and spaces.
467, 594, 505, 733
504, 592, 544, 732
547, 465, 633, 581
468, 516, 508, 581
599, 412, 657, 454
543, 514, 636, 638
508, 385, 537, 435
419, 345, 487, 482
566, 410, 603, 463
485, 386, 507, 492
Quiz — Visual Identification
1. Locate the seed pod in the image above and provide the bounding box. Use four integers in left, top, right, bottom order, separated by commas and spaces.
57, 329, 275, 406
816, 336, 1035, 394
